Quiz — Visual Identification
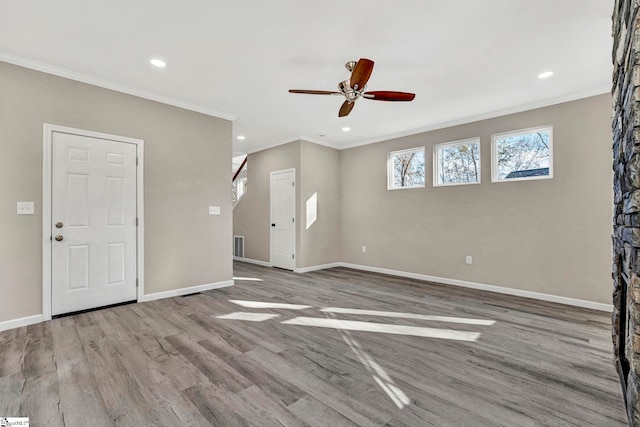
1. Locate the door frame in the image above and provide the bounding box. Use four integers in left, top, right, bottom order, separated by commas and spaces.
42, 124, 145, 321
270, 168, 296, 269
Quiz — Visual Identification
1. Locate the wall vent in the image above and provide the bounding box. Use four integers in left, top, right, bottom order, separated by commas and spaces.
234, 235, 245, 258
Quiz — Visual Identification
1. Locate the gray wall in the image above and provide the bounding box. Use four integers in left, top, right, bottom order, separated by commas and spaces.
232, 95, 612, 304
341, 94, 613, 304
233, 141, 300, 263
233, 140, 341, 268
298, 141, 341, 268
0, 61, 233, 323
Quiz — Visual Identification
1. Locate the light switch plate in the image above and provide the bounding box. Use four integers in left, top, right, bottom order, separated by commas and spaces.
17, 202, 35, 215
209, 206, 221, 215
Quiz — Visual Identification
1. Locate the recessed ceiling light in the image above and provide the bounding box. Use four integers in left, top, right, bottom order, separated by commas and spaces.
537, 71, 553, 79
342, 127, 351, 132
318, 133, 326, 137
150, 59, 166, 68
237, 135, 246, 140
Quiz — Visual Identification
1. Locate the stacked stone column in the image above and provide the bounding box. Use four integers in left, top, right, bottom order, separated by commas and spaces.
613, 1, 640, 425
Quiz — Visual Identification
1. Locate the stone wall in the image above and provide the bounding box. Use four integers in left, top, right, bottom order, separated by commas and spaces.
613, 1, 640, 425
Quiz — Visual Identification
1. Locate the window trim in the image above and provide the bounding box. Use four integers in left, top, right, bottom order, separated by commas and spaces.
432, 137, 482, 187
490, 125, 553, 183
387, 146, 426, 190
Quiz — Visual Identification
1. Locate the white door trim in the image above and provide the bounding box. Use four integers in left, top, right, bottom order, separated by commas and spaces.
42, 124, 144, 321
270, 168, 296, 269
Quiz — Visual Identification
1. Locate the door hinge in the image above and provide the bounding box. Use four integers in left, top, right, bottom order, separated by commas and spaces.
292, 254, 295, 259
292, 218, 295, 223
136, 217, 139, 226
292, 181, 295, 187
136, 157, 139, 166
136, 278, 139, 288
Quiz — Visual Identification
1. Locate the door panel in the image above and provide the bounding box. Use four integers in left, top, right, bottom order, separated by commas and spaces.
106, 176, 126, 226
67, 174, 90, 226
106, 243, 126, 285
51, 131, 137, 316
270, 169, 295, 270
67, 245, 90, 291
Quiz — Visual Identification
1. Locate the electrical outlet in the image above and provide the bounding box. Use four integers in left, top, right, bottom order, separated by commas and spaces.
17, 202, 34, 215
209, 206, 220, 215
362, 245, 367, 253
466, 256, 472, 265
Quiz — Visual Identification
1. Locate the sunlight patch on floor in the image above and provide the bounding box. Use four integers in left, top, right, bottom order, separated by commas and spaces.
216, 312, 279, 322
217, 299, 496, 410
232, 277, 264, 281
320, 307, 495, 325
281, 317, 481, 341
325, 311, 411, 409
229, 300, 312, 310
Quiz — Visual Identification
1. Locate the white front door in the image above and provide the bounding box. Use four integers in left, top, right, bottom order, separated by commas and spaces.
270, 169, 296, 270
51, 130, 138, 316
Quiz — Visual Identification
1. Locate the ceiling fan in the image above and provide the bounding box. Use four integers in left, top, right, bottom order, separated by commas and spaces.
289, 58, 416, 117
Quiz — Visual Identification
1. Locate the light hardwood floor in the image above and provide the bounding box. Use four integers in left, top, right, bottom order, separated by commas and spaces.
0, 262, 628, 426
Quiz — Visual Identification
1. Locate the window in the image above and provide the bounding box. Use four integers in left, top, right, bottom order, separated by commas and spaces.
433, 138, 481, 186
233, 177, 247, 202
491, 126, 553, 182
237, 177, 247, 199
387, 147, 426, 189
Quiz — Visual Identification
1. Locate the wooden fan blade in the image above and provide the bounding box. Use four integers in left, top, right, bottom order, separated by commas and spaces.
363, 91, 416, 101
350, 58, 374, 90
339, 100, 355, 117
289, 89, 341, 95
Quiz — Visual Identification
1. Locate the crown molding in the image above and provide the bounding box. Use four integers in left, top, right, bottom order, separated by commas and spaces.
239, 87, 610, 156
338, 87, 611, 150
0, 52, 237, 121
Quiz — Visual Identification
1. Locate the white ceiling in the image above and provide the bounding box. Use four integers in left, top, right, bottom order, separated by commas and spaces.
0, 1, 612, 155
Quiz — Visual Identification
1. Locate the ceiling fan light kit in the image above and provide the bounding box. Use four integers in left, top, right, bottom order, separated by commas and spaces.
289, 58, 416, 117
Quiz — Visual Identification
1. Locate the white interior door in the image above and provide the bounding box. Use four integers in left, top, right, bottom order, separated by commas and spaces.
51, 131, 137, 316
270, 169, 296, 270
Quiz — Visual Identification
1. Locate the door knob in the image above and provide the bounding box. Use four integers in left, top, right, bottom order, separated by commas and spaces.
55, 235, 64, 241
55, 222, 63, 228
271, 223, 276, 227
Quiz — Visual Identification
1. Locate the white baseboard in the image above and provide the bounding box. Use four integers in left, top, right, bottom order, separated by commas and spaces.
139, 280, 234, 302
237, 259, 612, 311
234, 256, 272, 267
294, 262, 342, 274
0, 262, 610, 333
339, 263, 613, 312
0, 281, 235, 332
0, 314, 44, 332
